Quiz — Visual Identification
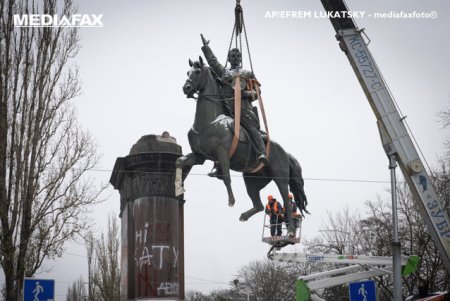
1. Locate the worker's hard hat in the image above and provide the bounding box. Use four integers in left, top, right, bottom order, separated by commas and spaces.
268, 195, 274, 201
288, 193, 293, 199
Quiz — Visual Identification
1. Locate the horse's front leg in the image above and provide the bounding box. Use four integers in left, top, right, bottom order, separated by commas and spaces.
175, 152, 205, 196
216, 148, 235, 207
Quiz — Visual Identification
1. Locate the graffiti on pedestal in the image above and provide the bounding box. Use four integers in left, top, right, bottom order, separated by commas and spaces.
158, 282, 179, 295
134, 220, 179, 297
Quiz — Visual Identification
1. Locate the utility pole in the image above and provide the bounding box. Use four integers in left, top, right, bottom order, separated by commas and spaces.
390, 155, 403, 300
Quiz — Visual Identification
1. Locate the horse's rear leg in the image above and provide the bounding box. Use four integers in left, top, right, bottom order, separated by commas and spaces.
216, 149, 235, 207
239, 175, 271, 222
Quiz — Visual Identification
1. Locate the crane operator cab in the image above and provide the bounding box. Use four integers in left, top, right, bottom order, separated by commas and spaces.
262, 194, 302, 251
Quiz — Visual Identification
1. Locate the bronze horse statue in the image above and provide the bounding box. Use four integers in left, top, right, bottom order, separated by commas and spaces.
175, 58, 308, 236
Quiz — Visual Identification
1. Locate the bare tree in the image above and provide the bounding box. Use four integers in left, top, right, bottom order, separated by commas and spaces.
0, 1, 103, 300
438, 101, 450, 157
185, 290, 211, 301
85, 231, 97, 301
89, 213, 121, 301
209, 288, 241, 301
410, 162, 450, 295
360, 176, 449, 300
310, 206, 361, 254
358, 197, 394, 257
301, 207, 361, 300
66, 276, 87, 301
234, 260, 301, 301
305, 179, 449, 300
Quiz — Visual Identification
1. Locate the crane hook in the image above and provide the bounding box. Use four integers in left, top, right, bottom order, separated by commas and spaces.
235, 0, 243, 34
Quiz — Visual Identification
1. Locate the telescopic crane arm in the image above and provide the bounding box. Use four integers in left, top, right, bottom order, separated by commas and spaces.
320, 0, 450, 271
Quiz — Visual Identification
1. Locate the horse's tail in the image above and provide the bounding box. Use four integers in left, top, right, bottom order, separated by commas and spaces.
288, 153, 309, 215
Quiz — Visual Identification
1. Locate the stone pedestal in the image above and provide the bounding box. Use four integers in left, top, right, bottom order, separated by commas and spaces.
110, 132, 185, 300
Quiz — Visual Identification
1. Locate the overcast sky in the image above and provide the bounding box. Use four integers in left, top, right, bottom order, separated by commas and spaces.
29, 0, 450, 298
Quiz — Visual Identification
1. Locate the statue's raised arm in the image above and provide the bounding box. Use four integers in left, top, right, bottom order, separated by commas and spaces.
200, 34, 225, 77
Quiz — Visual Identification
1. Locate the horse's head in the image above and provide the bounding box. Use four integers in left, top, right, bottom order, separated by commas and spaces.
183, 56, 210, 98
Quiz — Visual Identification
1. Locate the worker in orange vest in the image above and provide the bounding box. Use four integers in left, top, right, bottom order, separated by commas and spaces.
265, 195, 283, 236
284, 193, 302, 229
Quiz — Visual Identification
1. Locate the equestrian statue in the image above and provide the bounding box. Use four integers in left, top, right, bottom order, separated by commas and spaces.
175, 34, 308, 237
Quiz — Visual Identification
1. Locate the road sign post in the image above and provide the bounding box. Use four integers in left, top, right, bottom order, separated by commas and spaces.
23, 278, 55, 301
349, 280, 377, 301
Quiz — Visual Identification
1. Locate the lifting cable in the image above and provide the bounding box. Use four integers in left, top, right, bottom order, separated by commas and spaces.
227, 0, 271, 172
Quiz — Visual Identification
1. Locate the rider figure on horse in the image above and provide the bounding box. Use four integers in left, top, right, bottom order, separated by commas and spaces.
200, 34, 269, 172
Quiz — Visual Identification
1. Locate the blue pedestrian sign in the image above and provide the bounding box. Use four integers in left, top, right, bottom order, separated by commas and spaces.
23, 278, 55, 301
349, 279, 377, 301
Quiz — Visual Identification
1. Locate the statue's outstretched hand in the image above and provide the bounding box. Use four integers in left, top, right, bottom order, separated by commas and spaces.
200, 33, 209, 46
